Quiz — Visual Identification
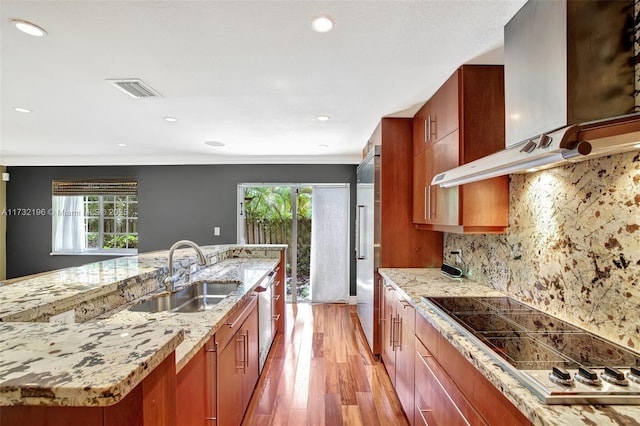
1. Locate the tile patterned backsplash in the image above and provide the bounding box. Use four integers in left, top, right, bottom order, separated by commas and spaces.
445, 151, 640, 349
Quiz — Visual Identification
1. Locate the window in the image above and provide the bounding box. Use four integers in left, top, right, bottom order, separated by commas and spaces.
51, 179, 138, 255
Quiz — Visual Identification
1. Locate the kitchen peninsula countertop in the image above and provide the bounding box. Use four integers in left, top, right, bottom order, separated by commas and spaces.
0, 245, 285, 407
379, 268, 640, 426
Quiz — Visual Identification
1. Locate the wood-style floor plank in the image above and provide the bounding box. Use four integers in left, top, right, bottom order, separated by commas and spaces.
242, 304, 409, 426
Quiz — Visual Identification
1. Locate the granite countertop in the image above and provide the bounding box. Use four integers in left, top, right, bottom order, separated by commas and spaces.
0, 322, 183, 407
379, 268, 640, 426
0, 244, 285, 407
100, 257, 280, 371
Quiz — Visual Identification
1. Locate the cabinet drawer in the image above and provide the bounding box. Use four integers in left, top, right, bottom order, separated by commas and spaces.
215, 295, 257, 351
415, 310, 439, 354
414, 340, 486, 426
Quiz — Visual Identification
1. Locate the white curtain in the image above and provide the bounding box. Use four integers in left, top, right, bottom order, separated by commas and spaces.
310, 185, 350, 303
52, 196, 86, 253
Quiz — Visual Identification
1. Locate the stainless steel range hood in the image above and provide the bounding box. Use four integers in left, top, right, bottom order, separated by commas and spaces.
433, 114, 640, 188
433, 0, 637, 188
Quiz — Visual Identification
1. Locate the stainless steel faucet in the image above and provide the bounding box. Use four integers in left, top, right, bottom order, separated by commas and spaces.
164, 240, 207, 292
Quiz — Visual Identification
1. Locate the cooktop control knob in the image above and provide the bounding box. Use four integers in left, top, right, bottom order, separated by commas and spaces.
575, 367, 601, 386
628, 366, 640, 384
520, 140, 537, 153
538, 134, 552, 149
601, 366, 629, 386
549, 366, 574, 386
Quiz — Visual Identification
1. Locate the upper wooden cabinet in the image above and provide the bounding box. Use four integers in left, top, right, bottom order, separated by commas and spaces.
413, 65, 508, 234
373, 117, 443, 268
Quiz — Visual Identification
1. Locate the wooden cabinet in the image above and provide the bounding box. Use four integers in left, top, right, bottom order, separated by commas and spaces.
414, 313, 531, 426
374, 118, 443, 269
413, 101, 432, 155
415, 339, 486, 426
395, 295, 415, 425
363, 117, 442, 357
413, 65, 508, 233
217, 295, 259, 426
176, 338, 216, 426
381, 282, 396, 382
380, 280, 415, 425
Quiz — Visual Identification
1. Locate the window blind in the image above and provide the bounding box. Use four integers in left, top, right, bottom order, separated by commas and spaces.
52, 179, 137, 196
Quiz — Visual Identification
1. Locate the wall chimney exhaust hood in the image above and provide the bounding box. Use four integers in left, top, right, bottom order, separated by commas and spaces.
433, 0, 637, 188
432, 114, 640, 188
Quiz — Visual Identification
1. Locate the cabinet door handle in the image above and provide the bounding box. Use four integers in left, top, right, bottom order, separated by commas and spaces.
273, 294, 281, 301
423, 186, 428, 221
236, 334, 246, 372
273, 314, 281, 321
356, 205, 366, 259
377, 277, 383, 325
244, 331, 249, 369
225, 298, 254, 329
426, 186, 432, 220
416, 403, 433, 426
424, 118, 428, 144
389, 313, 395, 348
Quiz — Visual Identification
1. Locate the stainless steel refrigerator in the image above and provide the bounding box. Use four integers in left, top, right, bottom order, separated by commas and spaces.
356, 145, 381, 355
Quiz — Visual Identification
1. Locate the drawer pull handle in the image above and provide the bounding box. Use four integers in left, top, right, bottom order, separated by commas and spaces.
416, 404, 432, 425
273, 294, 281, 301
273, 314, 281, 321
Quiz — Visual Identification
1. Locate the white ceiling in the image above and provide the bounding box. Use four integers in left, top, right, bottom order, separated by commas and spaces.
0, 0, 527, 166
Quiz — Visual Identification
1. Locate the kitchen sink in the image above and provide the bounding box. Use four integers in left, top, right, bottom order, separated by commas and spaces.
129, 281, 240, 313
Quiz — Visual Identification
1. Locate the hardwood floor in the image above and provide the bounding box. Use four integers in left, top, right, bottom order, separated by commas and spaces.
242, 303, 409, 426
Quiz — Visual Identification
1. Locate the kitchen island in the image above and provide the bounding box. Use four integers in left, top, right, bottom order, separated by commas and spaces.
0, 244, 286, 425
380, 268, 640, 426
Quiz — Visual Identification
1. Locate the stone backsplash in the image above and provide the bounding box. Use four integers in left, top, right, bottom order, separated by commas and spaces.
444, 151, 640, 349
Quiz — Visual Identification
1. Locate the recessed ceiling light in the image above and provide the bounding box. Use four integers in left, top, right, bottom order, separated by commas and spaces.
317, 115, 330, 121
14, 107, 32, 113
317, 144, 329, 148
164, 117, 177, 122
204, 141, 225, 147
117, 143, 127, 147
311, 16, 334, 33
11, 19, 47, 37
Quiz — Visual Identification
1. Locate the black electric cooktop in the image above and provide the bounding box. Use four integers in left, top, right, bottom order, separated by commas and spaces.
422, 296, 640, 404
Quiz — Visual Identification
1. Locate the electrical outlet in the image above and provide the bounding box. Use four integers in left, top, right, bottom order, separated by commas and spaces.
455, 248, 463, 264
214, 226, 221, 236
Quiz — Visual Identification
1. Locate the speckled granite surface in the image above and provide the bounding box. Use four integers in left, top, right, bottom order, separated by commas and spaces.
0, 322, 183, 407
100, 257, 280, 371
445, 151, 640, 350
380, 268, 640, 426
0, 244, 285, 407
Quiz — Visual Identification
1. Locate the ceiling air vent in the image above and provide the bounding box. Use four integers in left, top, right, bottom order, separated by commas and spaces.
107, 78, 162, 99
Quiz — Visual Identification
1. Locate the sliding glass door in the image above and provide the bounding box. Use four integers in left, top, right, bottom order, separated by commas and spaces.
237, 183, 349, 304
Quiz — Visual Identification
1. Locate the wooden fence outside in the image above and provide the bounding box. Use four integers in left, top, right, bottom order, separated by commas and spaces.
243, 218, 311, 245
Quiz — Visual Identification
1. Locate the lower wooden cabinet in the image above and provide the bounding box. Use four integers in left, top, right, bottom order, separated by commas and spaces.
414, 313, 531, 426
380, 280, 415, 425
414, 339, 486, 426
395, 297, 415, 425
217, 296, 259, 426
176, 337, 217, 426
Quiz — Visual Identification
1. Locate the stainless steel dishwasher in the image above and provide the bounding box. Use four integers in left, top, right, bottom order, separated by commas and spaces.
255, 270, 275, 373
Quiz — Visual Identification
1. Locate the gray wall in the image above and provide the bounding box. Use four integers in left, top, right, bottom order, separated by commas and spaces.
6, 164, 357, 293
